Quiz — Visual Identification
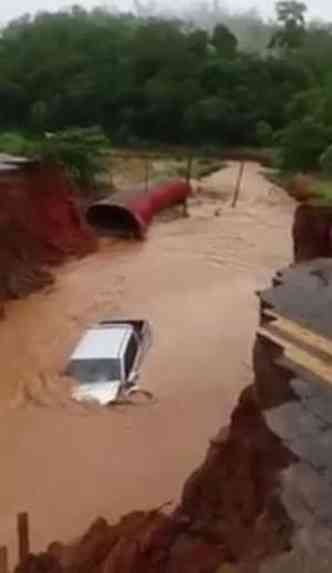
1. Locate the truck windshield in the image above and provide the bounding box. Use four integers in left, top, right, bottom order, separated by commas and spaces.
66, 358, 121, 385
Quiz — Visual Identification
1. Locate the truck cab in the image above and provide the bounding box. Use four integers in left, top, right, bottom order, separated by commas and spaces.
65, 320, 151, 405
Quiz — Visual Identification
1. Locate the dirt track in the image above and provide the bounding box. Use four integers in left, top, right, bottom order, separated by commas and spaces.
0, 162, 294, 563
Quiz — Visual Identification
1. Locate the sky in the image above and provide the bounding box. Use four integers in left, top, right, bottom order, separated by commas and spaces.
1, 0, 332, 25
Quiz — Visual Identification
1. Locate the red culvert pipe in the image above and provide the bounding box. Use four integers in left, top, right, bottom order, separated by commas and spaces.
87, 180, 191, 239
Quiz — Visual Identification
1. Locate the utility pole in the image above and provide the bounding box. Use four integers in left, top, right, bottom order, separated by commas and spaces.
232, 162, 245, 208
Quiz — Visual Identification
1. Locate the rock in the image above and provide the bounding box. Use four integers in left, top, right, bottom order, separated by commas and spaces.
167, 534, 225, 573
253, 336, 295, 409
293, 204, 332, 262
259, 524, 332, 573
264, 402, 326, 443
216, 565, 238, 573
15, 555, 62, 573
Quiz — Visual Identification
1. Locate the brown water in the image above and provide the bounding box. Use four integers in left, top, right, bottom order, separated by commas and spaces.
0, 162, 294, 564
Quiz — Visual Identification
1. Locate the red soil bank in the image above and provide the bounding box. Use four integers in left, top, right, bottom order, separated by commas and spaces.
283, 174, 332, 262
17, 387, 293, 573
0, 161, 96, 312
293, 204, 332, 262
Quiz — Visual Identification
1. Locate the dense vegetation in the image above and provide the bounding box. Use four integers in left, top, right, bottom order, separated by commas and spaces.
1, 1, 332, 172
0, 127, 110, 188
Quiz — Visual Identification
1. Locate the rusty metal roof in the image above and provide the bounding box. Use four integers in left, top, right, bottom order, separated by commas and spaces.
0, 153, 37, 172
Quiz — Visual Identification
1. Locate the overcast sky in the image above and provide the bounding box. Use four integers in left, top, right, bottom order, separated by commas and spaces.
1, 0, 332, 25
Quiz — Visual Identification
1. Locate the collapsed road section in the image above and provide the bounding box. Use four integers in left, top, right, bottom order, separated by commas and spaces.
255, 259, 332, 571
14, 259, 332, 573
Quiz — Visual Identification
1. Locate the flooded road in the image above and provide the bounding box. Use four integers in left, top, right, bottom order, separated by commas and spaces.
0, 162, 294, 563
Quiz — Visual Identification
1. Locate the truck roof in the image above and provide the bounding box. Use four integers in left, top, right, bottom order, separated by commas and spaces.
71, 324, 133, 361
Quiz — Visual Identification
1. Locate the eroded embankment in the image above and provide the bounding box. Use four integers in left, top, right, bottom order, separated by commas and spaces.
0, 161, 96, 314
13, 287, 300, 572
15, 385, 294, 573
277, 173, 332, 263
17, 259, 332, 573
14, 191, 332, 573
1, 161, 298, 571
293, 204, 332, 262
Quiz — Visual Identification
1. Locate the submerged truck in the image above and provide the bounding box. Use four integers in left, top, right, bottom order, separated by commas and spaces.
65, 320, 152, 405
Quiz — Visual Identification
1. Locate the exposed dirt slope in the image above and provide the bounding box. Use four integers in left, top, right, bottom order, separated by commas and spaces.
1, 161, 296, 573
0, 161, 296, 572
0, 162, 96, 312
293, 204, 332, 262
19, 256, 332, 573
16, 386, 293, 573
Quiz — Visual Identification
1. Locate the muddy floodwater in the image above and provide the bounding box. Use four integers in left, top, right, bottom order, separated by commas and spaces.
0, 162, 294, 563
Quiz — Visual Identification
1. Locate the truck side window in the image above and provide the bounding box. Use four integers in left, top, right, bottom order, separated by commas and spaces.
125, 335, 138, 378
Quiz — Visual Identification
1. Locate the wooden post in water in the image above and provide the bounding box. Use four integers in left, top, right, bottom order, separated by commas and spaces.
0, 547, 8, 573
232, 161, 245, 208
109, 152, 114, 191
183, 155, 193, 217
145, 157, 150, 193
186, 155, 193, 186
17, 512, 30, 563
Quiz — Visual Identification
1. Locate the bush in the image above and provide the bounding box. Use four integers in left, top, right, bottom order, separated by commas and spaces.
311, 180, 332, 204
42, 127, 110, 188
320, 145, 332, 176
0, 132, 37, 156
279, 116, 330, 172
256, 121, 273, 148
0, 127, 110, 190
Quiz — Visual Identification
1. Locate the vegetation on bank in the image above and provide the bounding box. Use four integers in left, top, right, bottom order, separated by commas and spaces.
0, 128, 110, 189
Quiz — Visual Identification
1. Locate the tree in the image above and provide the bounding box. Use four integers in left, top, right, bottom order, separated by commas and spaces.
0, 126, 110, 189
211, 24, 238, 59
279, 116, 330, 171
30, 101, 49, 132
276, 1, 307, 25
256, 121, 274, 147
187, 29, 209, 59
270, 1, 307, 52
184, 96, 236, 144
43, 127, 110, 188
320, 145, 332, 176
298, 26, 332, 82
0, 3, 331, 155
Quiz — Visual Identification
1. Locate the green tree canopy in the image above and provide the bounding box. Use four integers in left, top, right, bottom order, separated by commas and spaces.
211, 24, 238, 59
0, 0, 332, 168
270, 1, 307, 52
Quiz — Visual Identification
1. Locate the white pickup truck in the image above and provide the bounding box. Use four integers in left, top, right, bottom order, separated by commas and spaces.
65, 320, 152, 405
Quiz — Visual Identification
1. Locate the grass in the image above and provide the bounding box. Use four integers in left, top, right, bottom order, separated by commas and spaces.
0, 131, 39, 156
194, 160, 226, 179
263, 167, 332, 206
310, 179, 332, 205
176, 158, 226, 179
261, 169, 293, 190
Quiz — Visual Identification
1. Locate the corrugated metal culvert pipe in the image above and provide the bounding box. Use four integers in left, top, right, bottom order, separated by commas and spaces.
87, 180, 191, 239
